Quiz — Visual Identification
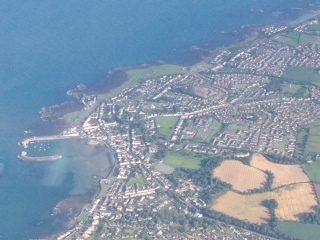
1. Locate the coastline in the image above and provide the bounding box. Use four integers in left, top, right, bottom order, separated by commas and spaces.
21, 6, 320, 240
56, 8, 320, 131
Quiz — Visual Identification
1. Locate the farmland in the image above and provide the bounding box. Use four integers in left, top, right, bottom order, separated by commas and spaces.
251, 153, 309, 188
162, 152, 202, 170
212, 183, 317, 224
155, 116, 178, 138
212, 154, 317, 225
274, 32, 320, 47
213, 160, 267, 192
304, 160, 320, 182
126, 64, 186, 83
212, 191, 270, 224
283, 67, 320, 87
305, 121, 320, 157
277, 222, 320, 240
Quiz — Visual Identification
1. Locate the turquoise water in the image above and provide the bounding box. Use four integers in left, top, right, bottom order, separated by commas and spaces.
0, 0, 319, 239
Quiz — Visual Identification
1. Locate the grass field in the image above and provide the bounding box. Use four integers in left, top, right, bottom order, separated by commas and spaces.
155, 116, 178, 138
304, 161, 320, 182
162, 152, 202, 170
98, 179, 110, 198
307, 23, 320, 32
196, 119, 222, 143
274, 32, 320, 47
212, 183, 317, 224
127, 174, 145, 187
213, 160, 267, 192
296, 121, 320, 162
251, 154, 309, 188
277, 222, 320, 240
77, 210, 89, 223
305, 122, 320, 156
281, 83, 301, 95
280, 83, 309, 97
226, 124, 248, 134
274, 32, 300, 47
299, 34, 320, 45
283, 67, 320, 87
126, 64, 186, 82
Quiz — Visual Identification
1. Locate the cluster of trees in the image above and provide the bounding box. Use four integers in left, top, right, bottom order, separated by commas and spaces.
298, 206, 320, 225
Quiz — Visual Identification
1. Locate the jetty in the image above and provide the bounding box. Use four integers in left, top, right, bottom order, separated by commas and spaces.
18, 151, 62, 162
20, 133, 79, 149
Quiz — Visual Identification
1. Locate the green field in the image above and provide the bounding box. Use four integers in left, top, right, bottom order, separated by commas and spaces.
127, 175, 145, 187
77, 210, 89, 223
295, 122, 320, 163
304, 161, 320, 182
307, 23, 320, 32
283, 67, 320, 87
280, 83, 309, 97
274, 32, 300, 47
274, 31, 320, 47
162, 152, 202, 170
196, 119, 223, 143
299, 34, 320, 45
226, 124, 248, 134
277, 222, 320, 240
305, 122, 320, 156
126, 64, 186, 82
155, 116, 178, 138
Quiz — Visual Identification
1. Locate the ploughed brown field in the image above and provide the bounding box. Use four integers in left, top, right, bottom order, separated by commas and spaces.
212, 183, 317, 224
213, 160, 267, 192
251, 153, 310, 188
212, 154, 317, 225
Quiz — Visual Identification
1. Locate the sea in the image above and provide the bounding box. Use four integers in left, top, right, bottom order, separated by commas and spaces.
0, 0, 319, 239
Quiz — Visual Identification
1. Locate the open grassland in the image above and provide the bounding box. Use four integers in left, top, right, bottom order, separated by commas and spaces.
274, 35, 299, 47
226, 124, 248, 134
155, 116, 178, 138
304, 161, 320, 182
274, 31, 320, 47
196, 119, 222, 143
212, 183, 317, 224
280, 83, 309, 97
305, 121, 320, 156
251, 153, 309, 188
283, 67, 320, 87
277, 222, 320, 240
126, 64, 186, 82
299, 34, 320, 45
162, 152, 201, 170
213, 160, 267, 192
